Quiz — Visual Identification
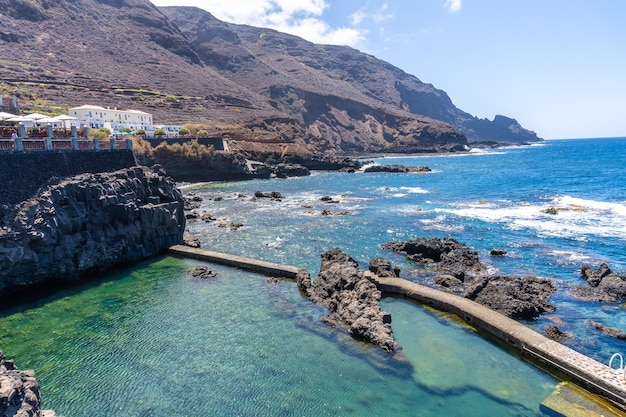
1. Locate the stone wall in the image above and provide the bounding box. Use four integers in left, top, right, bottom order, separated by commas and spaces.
0, 165, 186, 296
0, 150, 137, 205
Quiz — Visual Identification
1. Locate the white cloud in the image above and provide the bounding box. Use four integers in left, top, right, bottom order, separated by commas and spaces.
444, 0, 462, 13
350, 10, 367, 26
151, 0, 368, 48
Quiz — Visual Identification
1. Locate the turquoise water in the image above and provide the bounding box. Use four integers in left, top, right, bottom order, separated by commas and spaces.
0, 257, 555, 416
2, 138, 626, 415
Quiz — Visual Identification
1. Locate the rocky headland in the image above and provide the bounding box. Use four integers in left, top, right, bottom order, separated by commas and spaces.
0, 165, 186, 297
296, 248, 399, 353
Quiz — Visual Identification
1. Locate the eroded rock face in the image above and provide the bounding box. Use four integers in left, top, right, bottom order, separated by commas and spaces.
0, 165, 186, 296
571, 264, 626, 302
297, 249, 399, 353
0, 350, 57, 417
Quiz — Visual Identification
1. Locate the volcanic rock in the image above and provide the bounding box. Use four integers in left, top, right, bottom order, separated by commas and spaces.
0, 350, 57, 417
544, 325, 571, 342
464, 275, 556, 320
590, 321, 626, 340
363, 165, 431, 173
273, 163, 310, 178
0, 165, 186, 297
570, 264, 626, 302
381, 237, 486, 280
189, 265, 217, 279
296, 248, 399, 352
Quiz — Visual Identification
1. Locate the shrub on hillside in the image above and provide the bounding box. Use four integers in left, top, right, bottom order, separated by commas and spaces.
152, 139, 214, 162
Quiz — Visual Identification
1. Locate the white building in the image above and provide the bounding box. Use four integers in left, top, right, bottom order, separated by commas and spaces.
68, 105, 153, 132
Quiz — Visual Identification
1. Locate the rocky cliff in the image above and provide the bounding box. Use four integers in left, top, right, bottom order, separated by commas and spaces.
0, 165, 185, 297
0, 0, 539, 156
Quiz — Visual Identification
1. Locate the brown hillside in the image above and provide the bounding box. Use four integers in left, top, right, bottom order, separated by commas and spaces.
0, 0, 540, 155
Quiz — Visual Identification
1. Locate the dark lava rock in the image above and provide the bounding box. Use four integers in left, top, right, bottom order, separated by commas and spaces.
296, 248, 399, 353
273, 163, 310, 178
0, 350, 57, 416
381, 237, 485, 280
320, 195, 339, 203
433, 274, 464, 291
254, 191, 283, 200
321, 209, 350, 216
464, 275, 556, 320
368, 257, 400, 278
570, 264, 626, 302
200, 213, 216, 222
189, 266, 217, 279
544, 325, 570, 342
490, 248, 508, 257
590, 321, 626, 339
364, 165, 431, 173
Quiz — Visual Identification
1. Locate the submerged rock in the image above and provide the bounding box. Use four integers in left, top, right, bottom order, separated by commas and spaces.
297, 248, 399, 353
590, 321, 626, 339
189, 266, 217, 279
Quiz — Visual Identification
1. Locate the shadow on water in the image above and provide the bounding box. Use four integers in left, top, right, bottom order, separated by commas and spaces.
0, 255, 175, 318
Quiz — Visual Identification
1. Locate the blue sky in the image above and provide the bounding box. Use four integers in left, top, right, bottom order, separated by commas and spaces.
151, 0, 626, 139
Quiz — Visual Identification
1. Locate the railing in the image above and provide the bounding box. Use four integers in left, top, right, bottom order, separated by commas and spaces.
0, 138, 133, 152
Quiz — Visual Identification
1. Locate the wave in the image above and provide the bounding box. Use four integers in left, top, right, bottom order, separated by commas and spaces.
376, 186, 430, 195
440, 196, 626, 240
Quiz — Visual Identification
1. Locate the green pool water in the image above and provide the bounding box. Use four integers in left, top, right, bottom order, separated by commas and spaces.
0, 256, 555, 416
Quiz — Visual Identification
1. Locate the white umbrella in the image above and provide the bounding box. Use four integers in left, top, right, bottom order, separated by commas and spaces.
37, 117, 61, 124
52, 115, 77, 121
5, 116, 33, 122
23, 112, 49, 120
0, 112, 16, 121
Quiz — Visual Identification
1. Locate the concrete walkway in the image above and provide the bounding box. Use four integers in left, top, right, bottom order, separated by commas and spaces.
168, 245, 301, 278
168, 245, 626, 409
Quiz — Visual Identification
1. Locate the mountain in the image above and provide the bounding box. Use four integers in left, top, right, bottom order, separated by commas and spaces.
0, 0, 541, 155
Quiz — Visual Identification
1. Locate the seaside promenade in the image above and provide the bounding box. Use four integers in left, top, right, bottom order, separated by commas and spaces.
168, 245, 626, 414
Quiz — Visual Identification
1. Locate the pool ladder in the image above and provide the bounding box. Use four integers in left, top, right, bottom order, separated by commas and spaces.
609, 353, 626, 379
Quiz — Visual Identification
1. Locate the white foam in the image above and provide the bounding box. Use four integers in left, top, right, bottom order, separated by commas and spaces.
440, 196, 626, 240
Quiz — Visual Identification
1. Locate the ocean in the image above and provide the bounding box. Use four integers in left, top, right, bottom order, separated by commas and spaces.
1, 137, 625, 416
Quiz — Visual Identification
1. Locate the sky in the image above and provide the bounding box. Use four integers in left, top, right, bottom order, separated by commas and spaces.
150, 0, 626, 139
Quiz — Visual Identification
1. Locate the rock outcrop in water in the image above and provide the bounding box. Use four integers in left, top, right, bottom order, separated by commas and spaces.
381, 237, 486, 280
296, 248, 399, 353
382, 237, 556, 320
570, 263, 626, 302
0, 165, 186, 297
0, 350, 57, 417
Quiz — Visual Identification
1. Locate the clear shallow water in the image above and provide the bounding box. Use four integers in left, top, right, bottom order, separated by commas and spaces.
0, 257, 555, 416
2, 137, 625, 415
